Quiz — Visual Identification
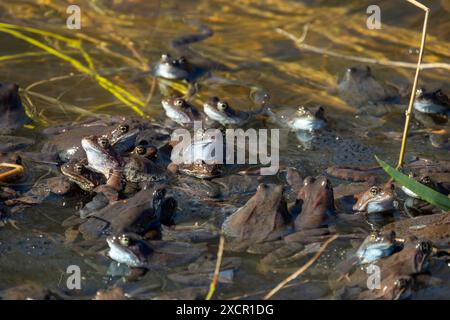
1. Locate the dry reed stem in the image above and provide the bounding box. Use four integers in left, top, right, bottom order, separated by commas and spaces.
205, 232, 225, 300
277, 26, 448, 71
397, 0, 429, 168
263, 234, 339, 300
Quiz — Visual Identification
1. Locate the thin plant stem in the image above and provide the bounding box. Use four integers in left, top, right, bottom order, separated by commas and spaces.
263, 234, 339, 300
397, 0, 430, 168
205, 232, 225, 300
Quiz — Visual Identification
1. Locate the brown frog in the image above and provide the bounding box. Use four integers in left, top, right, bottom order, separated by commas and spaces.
61, 161, 105, 192
382, 212, 450, 248
0, 83, 31, 133
106, 233, 208, 269
337, 66, 400, 108
76, 187, 176, 239
333, 239, 433, 300
222, 183, 293, 244
353, 183, 395, 214
294, 176, 336, 230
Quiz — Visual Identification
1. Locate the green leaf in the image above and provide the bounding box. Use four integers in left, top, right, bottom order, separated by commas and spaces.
375, 156, 450, 211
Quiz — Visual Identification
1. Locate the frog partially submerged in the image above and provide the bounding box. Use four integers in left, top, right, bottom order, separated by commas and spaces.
170, 137, 224, 179
355, 231, 401, 264
414, 88, 450, 116
266, 105, 327, 131
81, 135, 123, 180
352, 183, 395, 214
161, 97, 203, 126
401, 174, 446, 216
333, 239, 433, 300
203, 96, 265, 126
337, 66, 400, 108
152, 20, 216, 82
381, 212, 450, 248
153, 54, 207, 82
413, 88, 450, 126
106, 233, 208, 269
61, 161, 105, 192
222, 183, 293, 245
282, 176, 336, 244
76, 188, 175, 239
43, 120, 139, 163
0, 83, 31, 133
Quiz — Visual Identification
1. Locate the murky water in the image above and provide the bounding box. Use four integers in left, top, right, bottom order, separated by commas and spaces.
0, 0, 450, 299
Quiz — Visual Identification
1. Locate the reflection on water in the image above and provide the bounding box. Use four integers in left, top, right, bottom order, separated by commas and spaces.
0, 0, 449, 299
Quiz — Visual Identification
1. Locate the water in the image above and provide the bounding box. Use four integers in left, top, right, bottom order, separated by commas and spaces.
0, 0, 449, 299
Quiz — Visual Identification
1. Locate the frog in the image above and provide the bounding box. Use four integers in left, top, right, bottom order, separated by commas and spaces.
352, 183, 396, 214
266, 105, 327, 132
203, 96, 266, 126
153, 53, 207, 83
280, 176, 337, 245
222, 183, 293, 247
60, 161, 105, 192
337, 65, 400, 108
0, 83, 31, 133
381, 212, 450, 249
401, 174, 447, 216
357, 274, 413, 300
355, 230, 402, 264
122, 145, 168, 185
293, 176, 336, 231
332, 239, 433, 300
4, 175, 73, 211
414, 88, 450, 116
41, 119, 133, 163
76, 187, 175, 240
169, 137, 225, 179
81, 135, 123, 180
429, 131, 450, 150
152, 21, 214, 82
161, 96, 204, 126
106, 233, 208, 269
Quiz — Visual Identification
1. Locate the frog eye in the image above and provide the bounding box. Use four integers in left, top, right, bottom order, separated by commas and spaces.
297, 106, 306, 115
420, 176, 431, 185
135, 145, 146, 155
395, 278, 410, 290
119, 235, 130, 247
415, 88, 424, 96
217, 101, 228, 111
98, 136, 109, 148
175, 98, 184, 107
178, 56, 187, 64
347, 67, 356, 74
257, 183, 267, 191
118, 124, 129, 133
161, 53, 171, 62
370, 186, 381, 196
436, 90, 444, 97
74, 163, 84, 173
417, 241, 432, 255
153, 188, 166, 199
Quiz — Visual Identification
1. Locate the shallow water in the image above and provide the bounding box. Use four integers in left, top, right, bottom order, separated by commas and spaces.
0, 0, 450, 299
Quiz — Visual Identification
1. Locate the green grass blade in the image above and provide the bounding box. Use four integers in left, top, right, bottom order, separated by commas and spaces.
375, 156, 450, 211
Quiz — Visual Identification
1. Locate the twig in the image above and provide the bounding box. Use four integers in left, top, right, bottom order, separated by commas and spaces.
397, 0, 430, 168
276, 28, 449, 71
0, 163, 25, 181
263, 234, 339, 300
205, 232, 225, 300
